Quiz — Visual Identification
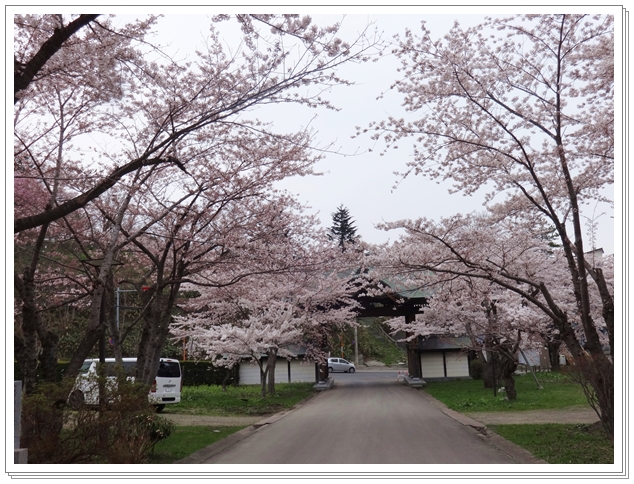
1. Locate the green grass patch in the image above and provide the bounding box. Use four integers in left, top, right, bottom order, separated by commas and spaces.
488, 423, 613, 464
424, 371, 589, 412
165, 382, 317, 416
148, 426, 246, 464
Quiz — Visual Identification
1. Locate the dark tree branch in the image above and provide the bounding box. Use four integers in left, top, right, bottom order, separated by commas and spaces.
14, 14, 100, 103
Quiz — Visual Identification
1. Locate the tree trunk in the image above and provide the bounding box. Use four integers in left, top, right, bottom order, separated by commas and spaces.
221, 367, 233, 392
136, 282, 181, 386
266, 351, 278, 396
585, 265, 614, 358
566, 353, 614, 438
480, 353, 495, 389
499, 353, 518, 400
554, 311, 614, 437
65, 285, 107, 379
37, 326, 59, 384
546, 339, 562, 372
258, 361, 268, 398
479, 346, 503, 389
14, 298, 39, 395
107, 279, 123, 363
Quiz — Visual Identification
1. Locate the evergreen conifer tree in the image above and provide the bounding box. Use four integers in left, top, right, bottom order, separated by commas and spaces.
329, 205, 359, 250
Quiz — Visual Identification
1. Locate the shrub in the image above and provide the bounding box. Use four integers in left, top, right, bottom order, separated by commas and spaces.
105, 412, 175, 464
181, 361, 239, 386
14, 359, 240, 387
470, 358, 483, 380
20, 366, 174, 463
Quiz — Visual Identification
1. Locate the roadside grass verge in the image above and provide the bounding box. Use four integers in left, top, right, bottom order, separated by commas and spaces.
424, 371, 589, 412
423, 372, 612, 464
488, 423, 613, 464
164, 382, 317, 416
148, 425, 246, 463
148, 383, 316, 463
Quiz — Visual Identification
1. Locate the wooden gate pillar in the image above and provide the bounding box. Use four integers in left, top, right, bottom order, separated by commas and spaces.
405, 313, 422, 379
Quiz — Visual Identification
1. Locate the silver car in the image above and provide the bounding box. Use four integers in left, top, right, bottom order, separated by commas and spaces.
328, 357, 356, 373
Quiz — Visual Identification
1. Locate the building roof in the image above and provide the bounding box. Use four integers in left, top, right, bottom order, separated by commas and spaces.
345, 269, 430, 317
418, 335, 471, 351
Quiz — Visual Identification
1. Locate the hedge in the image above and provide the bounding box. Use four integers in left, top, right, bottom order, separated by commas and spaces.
14, 360, 240, 387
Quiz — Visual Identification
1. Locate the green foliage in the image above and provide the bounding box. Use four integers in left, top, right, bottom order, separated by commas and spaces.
181, 361, 240, 386
21, 373, 174, 463
168, 383, 316, 416
356, 319, 406, 366
15, 360, 67, 382
15, 359, 239, 387
329, 204, 359, 249
424, 372, 589, 412
470, 358, 483, 380
488, 423, 613, 464
148, 425, 247, 463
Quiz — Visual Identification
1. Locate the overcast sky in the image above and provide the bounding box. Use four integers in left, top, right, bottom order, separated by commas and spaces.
117, 8, 617, 254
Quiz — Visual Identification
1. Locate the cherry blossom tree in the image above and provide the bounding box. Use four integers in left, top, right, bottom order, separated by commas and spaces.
14, 14, 382, 234
174, 292, 305, 398
383, 254, 569, 399
371, 211, 612, 433
365, 14, 614, 436
171, 228, 361, 395
15, 13, 382, 387
14, 14, 100, 103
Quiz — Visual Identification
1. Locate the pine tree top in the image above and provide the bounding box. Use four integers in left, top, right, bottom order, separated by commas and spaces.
329, 204, 359, 250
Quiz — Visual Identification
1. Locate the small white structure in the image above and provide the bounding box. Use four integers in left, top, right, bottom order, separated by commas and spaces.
239, 357, 317, 385
419, 335, 471, 380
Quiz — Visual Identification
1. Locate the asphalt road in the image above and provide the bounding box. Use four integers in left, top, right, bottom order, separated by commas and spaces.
200, 371, 520, 464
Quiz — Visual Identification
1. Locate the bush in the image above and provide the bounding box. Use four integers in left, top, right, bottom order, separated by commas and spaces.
181, 361, 240, 386
470, 358, 483, 380
105, 412, 175, 464
14, 361, 68, 382
20, 368, 174, 463
14, 360, 239, 387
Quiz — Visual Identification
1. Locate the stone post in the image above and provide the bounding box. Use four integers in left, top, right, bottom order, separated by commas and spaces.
14, 381, 28, 464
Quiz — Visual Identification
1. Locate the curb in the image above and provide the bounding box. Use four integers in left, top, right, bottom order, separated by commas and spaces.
415, 389, 547, 464
175, 391, 323, 464
313, 377, 335, 391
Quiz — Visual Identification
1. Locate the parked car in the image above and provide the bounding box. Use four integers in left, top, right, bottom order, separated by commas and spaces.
328, 357, 356, 373
68, 357, 182, 412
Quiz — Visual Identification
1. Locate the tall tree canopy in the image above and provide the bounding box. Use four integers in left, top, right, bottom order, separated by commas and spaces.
14, 13, 382, 393
366, 14, 614, 436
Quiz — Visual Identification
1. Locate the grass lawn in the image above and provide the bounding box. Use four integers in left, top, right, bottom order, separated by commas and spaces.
146, 382, 317, 463
148, 425, 247, 464
423, 372, 613, 464
424, 371, 589, 412
488, 423, 613, 464
167, 382, 317, 416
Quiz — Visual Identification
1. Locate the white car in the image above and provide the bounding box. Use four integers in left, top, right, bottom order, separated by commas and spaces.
328, 357, 356, 373
68, 357, 182, 412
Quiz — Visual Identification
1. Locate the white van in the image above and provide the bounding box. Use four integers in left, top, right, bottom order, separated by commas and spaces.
68, 357, 182, 412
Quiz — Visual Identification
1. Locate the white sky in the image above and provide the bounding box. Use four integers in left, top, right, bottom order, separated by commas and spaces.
133, 8, 617, 255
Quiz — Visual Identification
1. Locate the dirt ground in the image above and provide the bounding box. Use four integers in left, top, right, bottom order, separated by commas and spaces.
464, 407, 600, 425
162, 413, 271, 427
162, 406, 600, 428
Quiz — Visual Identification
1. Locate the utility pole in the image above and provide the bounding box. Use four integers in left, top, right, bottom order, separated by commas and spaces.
354, 326, 359, 366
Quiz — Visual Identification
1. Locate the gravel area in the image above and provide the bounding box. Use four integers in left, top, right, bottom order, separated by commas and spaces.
465, 407, 600, 425
162, 406, 599, 428
162, 414, 272, 427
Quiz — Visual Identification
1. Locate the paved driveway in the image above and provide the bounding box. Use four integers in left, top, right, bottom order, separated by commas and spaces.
198, 372, 526, 464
